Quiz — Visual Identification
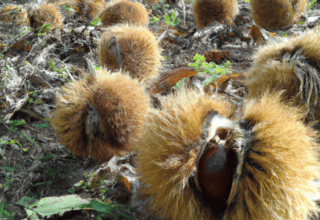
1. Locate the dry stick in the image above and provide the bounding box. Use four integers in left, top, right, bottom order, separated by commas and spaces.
64, 68, 75, 82
158, 28, 168, 43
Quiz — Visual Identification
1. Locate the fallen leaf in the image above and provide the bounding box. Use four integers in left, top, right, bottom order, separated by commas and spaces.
23, 44, 32, 52
206, 73, 241, 90
204, 49, 231, 64
122, 176, 130, 193
150, 67, 198, 94
248, 25, 265, 45
268, 32, 277, 37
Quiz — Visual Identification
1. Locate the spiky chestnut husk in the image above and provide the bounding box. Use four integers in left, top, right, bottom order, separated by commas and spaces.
193, 0, 238, 29
98, 25, 163, 85
225, 92, 320, 220
59, 0, 107, 21
245, 29, 320, 128
135, 89, 235, 220
51, 69, 150, 163
29, 3, 63, 29
135, 90, 320, 220
99, 0, 149, 27
250, 0, 307, 31
0, 5, 29, 26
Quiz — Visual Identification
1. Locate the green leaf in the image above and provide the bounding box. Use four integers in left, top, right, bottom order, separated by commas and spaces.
64, 4, 71, 10
32, 195, 91, 218
33, 182, 47, 186
0, 165, 20, 172
309, 0, 317, 9
10, 119, 26, 126
81, 200, 114, 216
91, 17, 101, 26
49, 60, 54, 70
74, 181, 83, 187
33, 123, 50, 128
25, 208, 40, 220
17, 196, 38, 208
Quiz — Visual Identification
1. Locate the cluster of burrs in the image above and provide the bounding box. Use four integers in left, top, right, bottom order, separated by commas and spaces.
133, 29, 320, 220
45, 0, 320, 219
1, 0, 149, 29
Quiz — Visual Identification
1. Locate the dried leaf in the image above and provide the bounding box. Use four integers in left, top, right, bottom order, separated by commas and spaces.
169, 25, 194, 38
23, 43, 32, 52
268, 32, 277, 37
206, 73, 241, 90
122, 176, 130, 193
235, 15, 250, 25
10, 39, 25, 51
248, 25, 265, 45
0, 43, 7, 52
204, 49, 231, 64
150, 67, 198, 94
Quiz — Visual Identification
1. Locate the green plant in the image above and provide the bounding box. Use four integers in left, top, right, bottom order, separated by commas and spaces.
174, 54, 231, 89
244, 0, 250, 2
0, 138, 21, 147
5, 173, 12, 189
37, 24, 50, 36
64, 4, 72, 11
80, 200, 138, 220
5, 63, 10, 70
42, 154, 54, 159
151, 0, 170, 12
35, 99, 42, 104
20, 131, 36, 146
309, 0, 317, 9
8, 119, 26, 131
173, 77, 189, 90
28, 91, 42, 105
0, 203, 15, 220
15, 26, 31, 38
150, 16, 160, 24
25, 41, 32, 46
33, 122, 50, 128
91, 16, 101, 26
69, 180, 84, 194
49, 60, 55, 69
279, 31, 288, 37
164, 11, 178, 26
45, 166, 62, 177
50, 60, 67, 75
1, 165, 20, 172
60, 74, 71, 82
163, 55, 171, 61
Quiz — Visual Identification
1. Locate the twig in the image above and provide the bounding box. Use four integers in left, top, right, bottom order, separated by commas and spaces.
158, 28, 168, 43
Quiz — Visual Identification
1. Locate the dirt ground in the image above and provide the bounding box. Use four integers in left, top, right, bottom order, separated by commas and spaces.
1, 0, 320, 219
